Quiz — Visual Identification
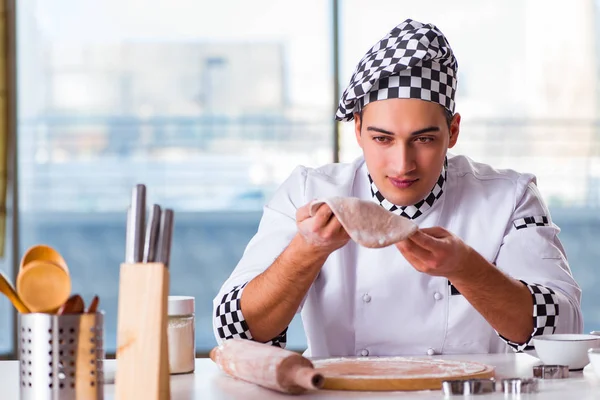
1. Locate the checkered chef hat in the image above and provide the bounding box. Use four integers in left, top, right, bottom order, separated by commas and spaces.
336, 19, 458, 122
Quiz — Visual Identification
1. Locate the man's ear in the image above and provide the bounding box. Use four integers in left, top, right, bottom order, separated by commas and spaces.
354, 112, 363, 148
448, 113, 461, 148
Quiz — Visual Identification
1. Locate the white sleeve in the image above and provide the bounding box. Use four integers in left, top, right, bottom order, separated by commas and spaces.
212, 165, 308, 346
494, 175, 583, 351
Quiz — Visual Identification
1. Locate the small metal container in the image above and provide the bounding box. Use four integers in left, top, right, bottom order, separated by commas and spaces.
442, 378, 496, 396
501, 378, 539, 394
18, 312, 105, 400
533, 364, 569, 379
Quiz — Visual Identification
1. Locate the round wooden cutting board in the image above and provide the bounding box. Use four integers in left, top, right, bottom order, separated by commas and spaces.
312, 357, 495, 391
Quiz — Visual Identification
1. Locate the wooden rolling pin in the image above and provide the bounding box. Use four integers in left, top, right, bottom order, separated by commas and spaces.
209, 338, 324, 394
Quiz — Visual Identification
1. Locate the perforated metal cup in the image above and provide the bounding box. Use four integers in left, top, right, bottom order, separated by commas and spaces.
18, 312, 105, 400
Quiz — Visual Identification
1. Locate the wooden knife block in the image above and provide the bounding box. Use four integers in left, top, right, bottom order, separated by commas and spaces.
115, 262, 170, 400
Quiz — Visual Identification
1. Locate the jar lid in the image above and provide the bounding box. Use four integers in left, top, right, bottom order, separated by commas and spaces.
168, 295, 195, 316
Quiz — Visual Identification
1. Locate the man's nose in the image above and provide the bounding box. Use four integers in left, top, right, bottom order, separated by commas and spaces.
389, 145, 416, 176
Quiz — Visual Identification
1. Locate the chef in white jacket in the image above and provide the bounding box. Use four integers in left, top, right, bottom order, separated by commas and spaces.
212, 19, 583, 357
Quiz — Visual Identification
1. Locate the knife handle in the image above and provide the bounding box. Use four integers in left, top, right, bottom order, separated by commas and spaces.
131, 184, 146, 263
125, 206, 134, 263
156, 209, 174, 268
143, 205, 162, 263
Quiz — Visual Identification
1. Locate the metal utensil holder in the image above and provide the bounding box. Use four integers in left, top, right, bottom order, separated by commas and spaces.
19, 312, 105, 400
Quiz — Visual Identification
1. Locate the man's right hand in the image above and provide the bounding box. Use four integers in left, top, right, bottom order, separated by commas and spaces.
295, 202, 350, 256
239, 202, 350, 343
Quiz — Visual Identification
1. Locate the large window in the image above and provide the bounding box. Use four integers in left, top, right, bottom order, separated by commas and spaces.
14, 0, 333, 354
2, 1, 597, 356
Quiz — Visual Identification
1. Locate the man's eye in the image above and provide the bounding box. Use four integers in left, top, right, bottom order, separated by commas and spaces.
374, 136, 391, 143
416, 137, 434, 143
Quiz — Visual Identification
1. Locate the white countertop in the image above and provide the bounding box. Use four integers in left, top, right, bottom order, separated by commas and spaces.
4, 353, 600, 399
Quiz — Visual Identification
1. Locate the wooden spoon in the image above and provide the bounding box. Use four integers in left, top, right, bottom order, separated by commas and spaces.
86, 295, 99, 313
0, 271, 30, 313
17, 259, 71, 313
20, 244, 69, 273
57, 294, 85, 315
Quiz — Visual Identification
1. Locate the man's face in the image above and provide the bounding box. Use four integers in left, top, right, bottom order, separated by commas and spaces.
355, 98, 461, 207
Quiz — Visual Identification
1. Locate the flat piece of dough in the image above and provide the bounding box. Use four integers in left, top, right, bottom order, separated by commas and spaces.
309, 197, 417, 248
312, 357, 495, 391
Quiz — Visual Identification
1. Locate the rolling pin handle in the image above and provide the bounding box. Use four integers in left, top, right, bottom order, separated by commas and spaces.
291, 364, 325, 390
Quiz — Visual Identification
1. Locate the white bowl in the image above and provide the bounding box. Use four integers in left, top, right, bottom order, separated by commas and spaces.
532, 334, 600, 370
588, 348, 600, 378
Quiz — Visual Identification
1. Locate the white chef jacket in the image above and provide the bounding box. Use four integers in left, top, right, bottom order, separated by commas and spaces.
212, 154, 583, 357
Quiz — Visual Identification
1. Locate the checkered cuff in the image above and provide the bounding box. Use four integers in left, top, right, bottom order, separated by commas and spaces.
215, 282, 288, 348
499, 281, 559, 352
513, 216, 549, 230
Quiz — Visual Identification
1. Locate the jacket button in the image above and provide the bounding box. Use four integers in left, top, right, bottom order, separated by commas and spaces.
361, 349, 369, 356
427, 348, 435, 356
434, 292, 443, 301
363, 294, 371, 303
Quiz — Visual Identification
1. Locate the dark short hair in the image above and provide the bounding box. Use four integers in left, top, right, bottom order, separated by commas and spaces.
443, 108, 453, 129
358, 104, 454, 129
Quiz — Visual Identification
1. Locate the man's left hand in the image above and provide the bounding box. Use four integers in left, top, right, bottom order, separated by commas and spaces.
395, 227, 474, 280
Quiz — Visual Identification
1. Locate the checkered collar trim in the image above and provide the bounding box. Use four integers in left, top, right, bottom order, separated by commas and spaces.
336, 19, 458, 122
368, 158, 448, 220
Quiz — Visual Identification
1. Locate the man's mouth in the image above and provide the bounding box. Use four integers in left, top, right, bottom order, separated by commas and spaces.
388, 177, 419, 189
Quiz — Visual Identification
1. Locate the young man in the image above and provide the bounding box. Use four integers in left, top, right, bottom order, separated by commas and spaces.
212, 19, 582, 357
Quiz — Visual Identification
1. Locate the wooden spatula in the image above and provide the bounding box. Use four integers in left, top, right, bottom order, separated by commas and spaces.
57, 294, 85, 315
0, 270, 30, 313
76, 308, 98, 398
86, 295, 99, 313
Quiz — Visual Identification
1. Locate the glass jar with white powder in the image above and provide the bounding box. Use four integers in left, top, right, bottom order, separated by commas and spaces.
167, 296, 195, 374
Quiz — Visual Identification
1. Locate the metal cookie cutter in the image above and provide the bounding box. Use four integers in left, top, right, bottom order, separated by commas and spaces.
533, 364, 569, 379
501, 378, 539, 394
442, 378, 496, 396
